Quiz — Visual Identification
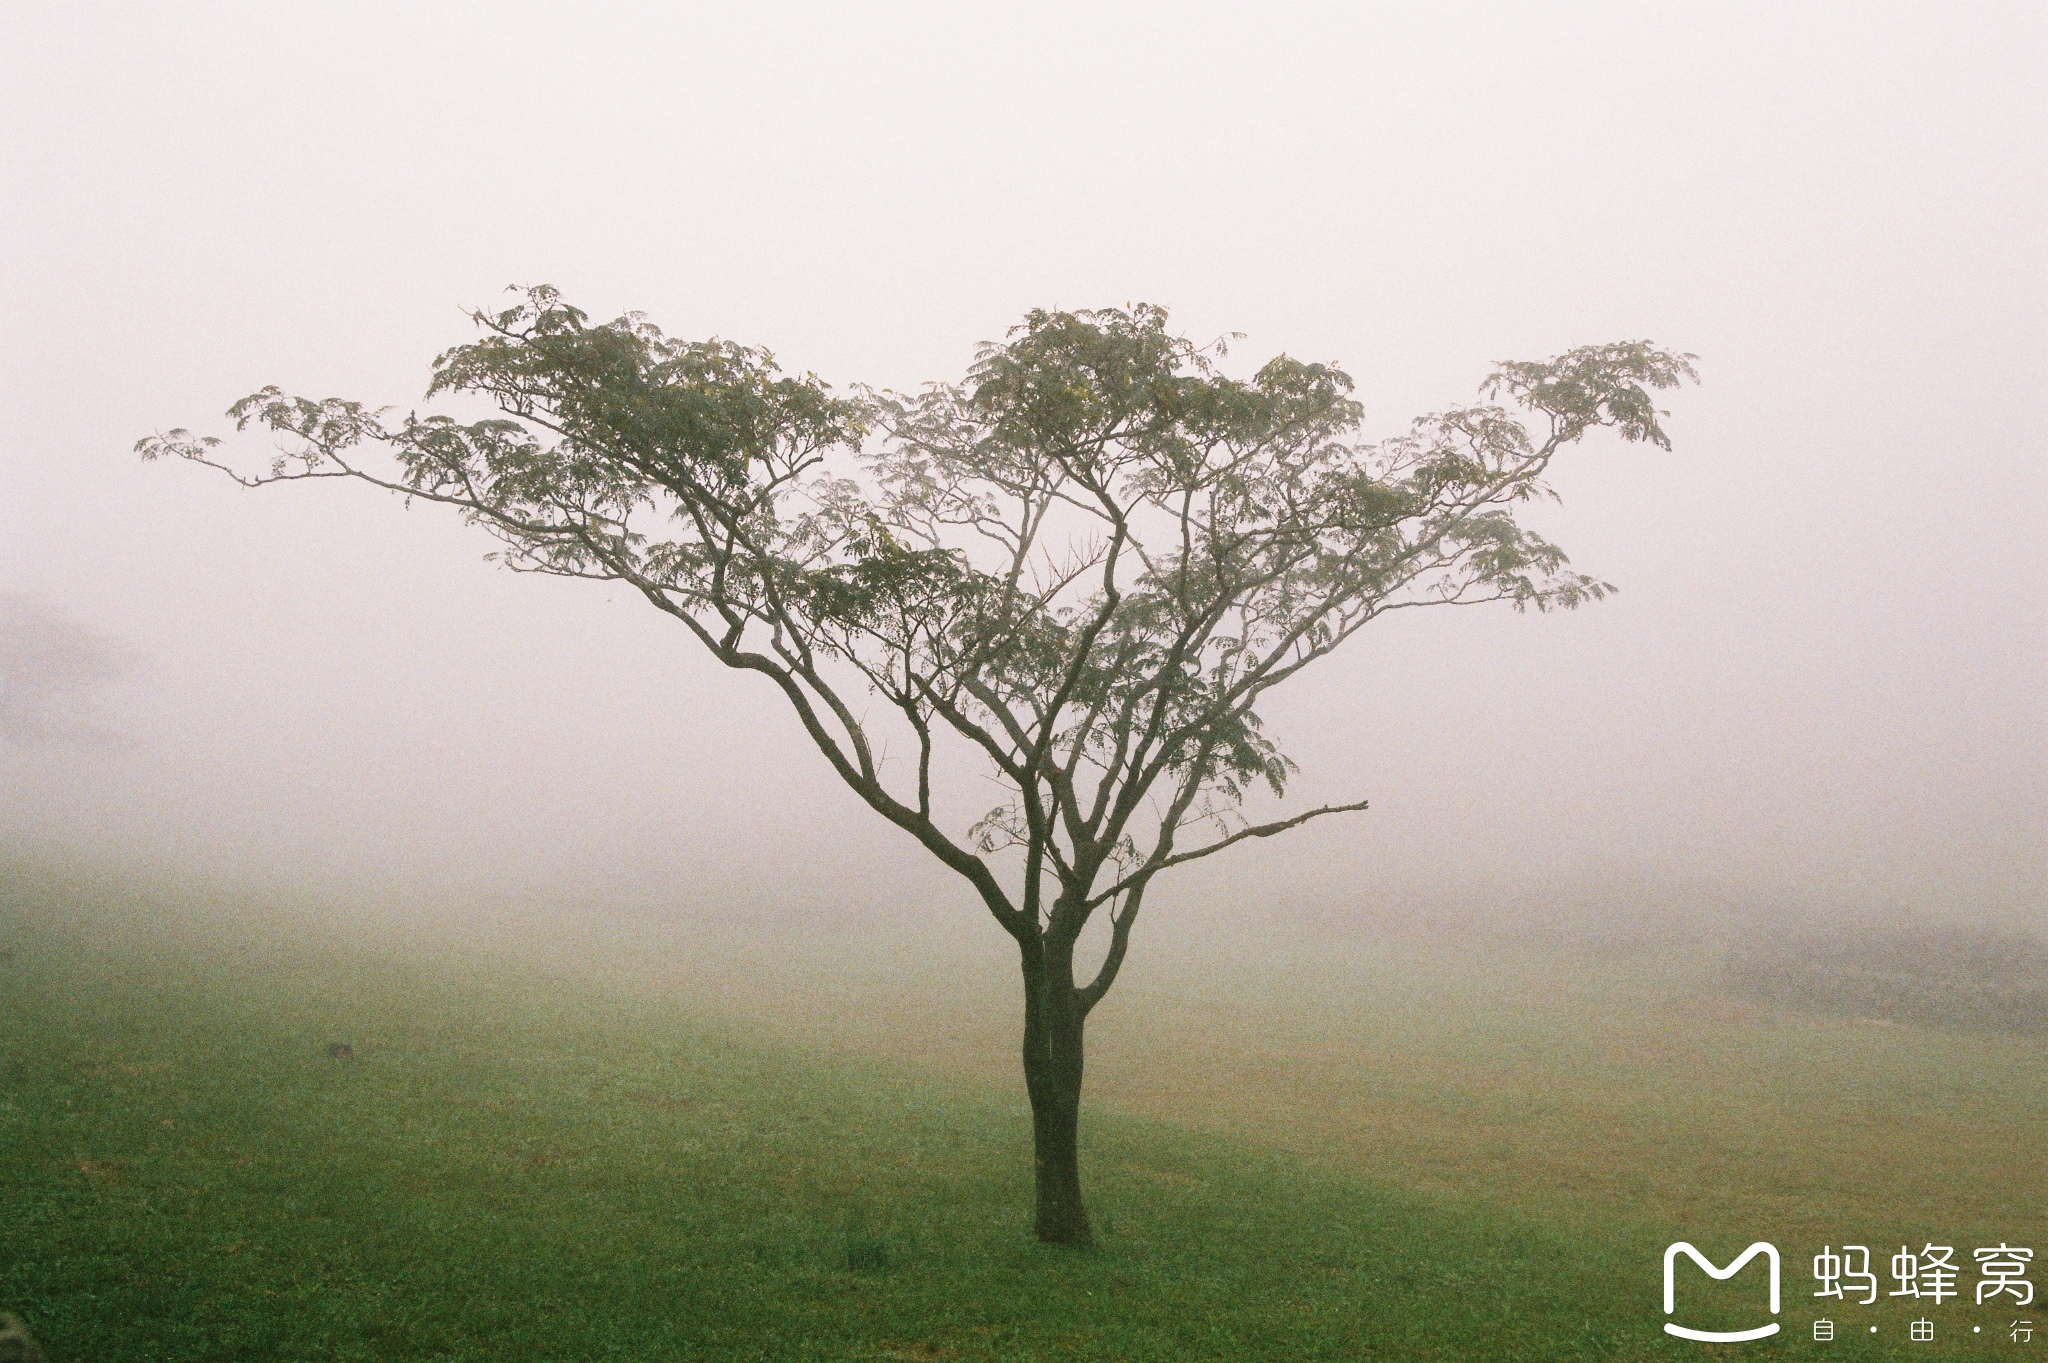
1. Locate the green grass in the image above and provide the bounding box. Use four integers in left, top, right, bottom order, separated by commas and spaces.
1, 864, 2039, 1360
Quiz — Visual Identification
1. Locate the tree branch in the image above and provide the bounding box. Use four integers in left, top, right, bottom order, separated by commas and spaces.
1086, 799, 1370, 908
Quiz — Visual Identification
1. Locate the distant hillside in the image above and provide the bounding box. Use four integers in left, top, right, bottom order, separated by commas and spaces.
1728, 923, 2048, 1033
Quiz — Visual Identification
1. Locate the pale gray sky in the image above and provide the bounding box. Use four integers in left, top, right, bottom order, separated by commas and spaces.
2, 3, 2041, 933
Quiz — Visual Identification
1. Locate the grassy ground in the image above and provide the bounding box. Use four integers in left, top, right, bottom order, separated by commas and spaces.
690, 925, 2048, 1246
2, 863, 2042, 1360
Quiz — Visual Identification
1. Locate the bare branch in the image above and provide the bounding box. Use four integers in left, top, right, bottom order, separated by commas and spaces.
1087, 799, 1370, 909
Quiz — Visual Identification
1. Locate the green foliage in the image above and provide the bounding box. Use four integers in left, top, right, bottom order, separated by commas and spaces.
1483, 342, 1698, 451
139, 296, 1696, 951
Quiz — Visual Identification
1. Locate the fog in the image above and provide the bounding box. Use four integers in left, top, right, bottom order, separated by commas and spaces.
2, 3, 2042, 959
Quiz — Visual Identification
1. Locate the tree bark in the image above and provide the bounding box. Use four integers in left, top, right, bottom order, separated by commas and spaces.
1020, 935, 1091, 1244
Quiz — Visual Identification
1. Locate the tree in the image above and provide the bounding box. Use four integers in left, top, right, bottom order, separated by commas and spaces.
141, 290, 1695, 1243
0, 594, 131, 747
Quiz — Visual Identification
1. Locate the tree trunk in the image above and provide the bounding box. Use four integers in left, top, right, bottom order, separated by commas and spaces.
1020, 936, 1091, 1244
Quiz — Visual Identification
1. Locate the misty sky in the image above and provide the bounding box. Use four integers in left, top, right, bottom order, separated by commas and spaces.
2, 4, 2041, 937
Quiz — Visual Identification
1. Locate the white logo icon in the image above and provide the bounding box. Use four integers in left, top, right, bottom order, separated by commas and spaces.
1663, 1241, 1782, 1342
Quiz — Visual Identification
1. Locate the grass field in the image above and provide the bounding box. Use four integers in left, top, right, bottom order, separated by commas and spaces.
2, 860, 2042, 1360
